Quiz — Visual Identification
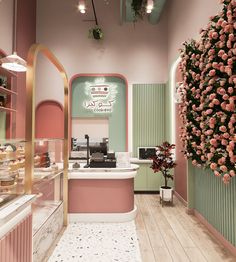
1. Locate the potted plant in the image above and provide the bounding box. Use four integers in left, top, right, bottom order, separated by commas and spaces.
131, 0, 146, 21
150, 141, 176, 206
89, 26, 103, 40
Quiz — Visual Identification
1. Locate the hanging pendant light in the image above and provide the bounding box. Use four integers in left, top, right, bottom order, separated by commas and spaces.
0, 0, 27, 72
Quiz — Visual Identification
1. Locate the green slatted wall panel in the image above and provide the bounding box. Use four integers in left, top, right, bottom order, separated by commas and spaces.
133, 84, 165, 157
193, 166, 236, 247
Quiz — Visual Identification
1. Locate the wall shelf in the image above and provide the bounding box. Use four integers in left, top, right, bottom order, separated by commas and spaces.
0, 67, 17, 78
0, 86, 17, 96
0, 106, 17, 113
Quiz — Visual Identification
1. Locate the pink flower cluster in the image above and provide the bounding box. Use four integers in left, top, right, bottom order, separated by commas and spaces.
178, 0, 236, 184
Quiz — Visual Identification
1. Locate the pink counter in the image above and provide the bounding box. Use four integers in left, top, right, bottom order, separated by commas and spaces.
68, 164, 139, 222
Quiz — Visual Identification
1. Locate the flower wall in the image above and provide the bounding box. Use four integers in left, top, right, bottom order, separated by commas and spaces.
178, 0, 236, 184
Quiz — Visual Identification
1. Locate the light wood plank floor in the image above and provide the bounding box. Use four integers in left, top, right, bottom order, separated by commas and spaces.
135, 194, 236, 262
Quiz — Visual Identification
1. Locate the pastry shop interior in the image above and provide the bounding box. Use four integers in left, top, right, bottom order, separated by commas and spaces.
0, 0, 236, 261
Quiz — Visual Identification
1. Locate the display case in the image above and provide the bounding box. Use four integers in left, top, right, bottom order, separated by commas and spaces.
31, 139, 64, 234
0, 139, 64, 228
0, 139, 26, 209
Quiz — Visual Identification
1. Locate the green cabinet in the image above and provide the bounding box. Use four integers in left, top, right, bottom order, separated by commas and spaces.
134, 163, 163, 191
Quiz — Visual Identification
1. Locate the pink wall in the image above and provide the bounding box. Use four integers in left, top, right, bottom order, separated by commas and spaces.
35, 100, 64, 139
15, 0, 36, 138
35, 0, 168, 105
167, 0, 221, 66
0, 0, 14, 54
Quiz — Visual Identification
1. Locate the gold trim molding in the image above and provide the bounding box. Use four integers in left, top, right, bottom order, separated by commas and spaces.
25, 43, 69, 226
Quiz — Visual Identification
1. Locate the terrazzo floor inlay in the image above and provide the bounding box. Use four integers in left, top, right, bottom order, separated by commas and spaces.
48, 221, 142, 262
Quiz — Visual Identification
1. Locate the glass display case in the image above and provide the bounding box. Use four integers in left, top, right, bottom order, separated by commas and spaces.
0, 139, 26, 209
0, 138, 64, 233
31, 139, 64, 234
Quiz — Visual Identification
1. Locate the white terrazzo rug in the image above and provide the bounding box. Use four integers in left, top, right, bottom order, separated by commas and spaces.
48, 221, 142, 262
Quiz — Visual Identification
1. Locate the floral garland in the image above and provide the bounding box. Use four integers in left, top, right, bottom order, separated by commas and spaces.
178, 0, 236, 184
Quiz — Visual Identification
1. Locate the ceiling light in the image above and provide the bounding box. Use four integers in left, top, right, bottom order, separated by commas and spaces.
1, 52, 26, 72
78, 1, 86, 14
0, 0, 26, 72
146, 0, 154, 13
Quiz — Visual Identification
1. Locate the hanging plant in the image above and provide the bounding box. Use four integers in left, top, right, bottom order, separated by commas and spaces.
89, 26, 103, 40
131, 0, 147, 20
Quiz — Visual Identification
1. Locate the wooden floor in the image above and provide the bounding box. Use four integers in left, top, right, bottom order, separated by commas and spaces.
135, 194, 236, 262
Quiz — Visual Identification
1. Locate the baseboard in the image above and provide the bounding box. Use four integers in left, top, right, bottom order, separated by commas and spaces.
68, 205, 138, 223
194, 209, 236, 257
174, 191, 188, 207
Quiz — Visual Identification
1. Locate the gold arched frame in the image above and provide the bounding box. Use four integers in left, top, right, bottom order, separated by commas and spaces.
25, 43, 69, 225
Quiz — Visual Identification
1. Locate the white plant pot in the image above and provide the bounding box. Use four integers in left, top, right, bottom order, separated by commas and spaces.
160, 187, 173, 202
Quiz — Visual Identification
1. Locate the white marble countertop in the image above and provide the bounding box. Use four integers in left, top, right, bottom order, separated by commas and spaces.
69, 164, 139, 179
130, 158, 152, 164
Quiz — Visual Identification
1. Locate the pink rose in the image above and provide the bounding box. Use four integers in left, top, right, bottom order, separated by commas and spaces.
229, 141, 235, 149
217, 88, 226, 95
218, 50, 224, 57
228, 33, 234, 41
214, 171, 221, 177
206, 109, 213, 115
222, 53, 228, 60
213, 99, 220, 105
221, 102, 227, 110
201, 155, 205, 161
223, 94, 229, 100
223, 133, 230, 139
220, 165, 227, 172
209, 117, 216, 124
207, 153, 213, 160
210, 163, 217, 170
223, 174, 230, 184
210, 147, 216, 153
220, 66, 225, 72
227, 41, 232, 49
229, 170, 235, 177
219, 126, 227, 132
210, 138, 217, 146
228, 87, 233, 94
206, 130, 213, 135
206, 86, 213, 92
221, 139, 228, 146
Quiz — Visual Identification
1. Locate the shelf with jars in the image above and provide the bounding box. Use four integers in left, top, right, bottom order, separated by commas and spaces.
0, 67, 17, 110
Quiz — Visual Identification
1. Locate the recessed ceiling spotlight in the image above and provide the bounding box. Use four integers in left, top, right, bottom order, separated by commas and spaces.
146, 0, 154, 13
78, 1, 86, 14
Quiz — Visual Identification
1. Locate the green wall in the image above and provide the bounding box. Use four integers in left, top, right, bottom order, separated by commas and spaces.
132, 83, 166, 157
71, 76, 127, 151
164, 80, 171, 142
189, 163, 236, 247
0, 113, 6, 139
